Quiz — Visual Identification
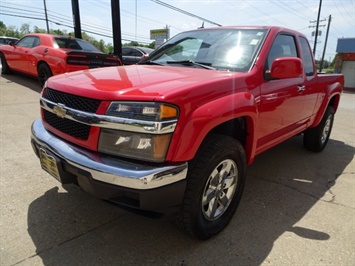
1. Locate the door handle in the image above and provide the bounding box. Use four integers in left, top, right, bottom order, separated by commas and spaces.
297, 85, 305, 92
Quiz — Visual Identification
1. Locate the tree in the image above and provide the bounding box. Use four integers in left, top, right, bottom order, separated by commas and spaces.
6, 25, 20, 38
34, 26, 46, 34
323, 60, 329, 69
148, 41, 155, 49
20, 23, 30, 35
123, 41, 139, 47
106, 43, 114, 54
0, 21, 7, 36
330, 56, 336, 68
97, 39, 106, 53
51, 29, 67, 36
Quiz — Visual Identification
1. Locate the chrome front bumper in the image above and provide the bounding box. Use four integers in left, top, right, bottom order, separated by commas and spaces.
31, 118, 188, 190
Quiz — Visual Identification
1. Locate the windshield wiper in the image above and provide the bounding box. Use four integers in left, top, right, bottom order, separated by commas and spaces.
141, 60, 165, 66
166, 60, 216, 70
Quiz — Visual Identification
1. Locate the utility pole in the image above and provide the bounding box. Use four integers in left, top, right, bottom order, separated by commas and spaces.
71, 0, 82, 39
43, 0, 50, 33
111, 0, 122, 61
309, 18, 326, 59
312, 0, 323, 55
319, 15, 332, 73
135, 0, 137, 41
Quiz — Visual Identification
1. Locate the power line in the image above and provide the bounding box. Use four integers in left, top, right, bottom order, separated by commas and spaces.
296, 0, 317, 14
337, 0, 354, 22
244, 1, 292, 27
0, 12, 151, 44
1, 0, 349, 57
0, 12, 46, 23
0, 2, 155, 42
330, 20, 346, 37
85, 0, 185, 33
150, 0, 222, 26
269, 0, 314, 21
2, 0, 221, 42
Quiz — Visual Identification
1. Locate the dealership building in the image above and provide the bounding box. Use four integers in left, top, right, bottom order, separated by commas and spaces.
334, 38, 355, 90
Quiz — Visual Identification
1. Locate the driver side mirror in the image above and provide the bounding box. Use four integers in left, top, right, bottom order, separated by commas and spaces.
266, 57, 303, 80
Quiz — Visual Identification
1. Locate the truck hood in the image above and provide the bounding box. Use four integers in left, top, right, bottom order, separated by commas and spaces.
46, 65, 247, 102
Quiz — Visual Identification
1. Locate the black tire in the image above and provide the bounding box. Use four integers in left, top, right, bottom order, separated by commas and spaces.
0, 52, 12, 74
176, 134, 247, 240
37, 63, 53, 87
304, 106, 334, 152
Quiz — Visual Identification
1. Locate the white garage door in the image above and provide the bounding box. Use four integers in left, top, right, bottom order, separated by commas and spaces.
341, 61, 355, 88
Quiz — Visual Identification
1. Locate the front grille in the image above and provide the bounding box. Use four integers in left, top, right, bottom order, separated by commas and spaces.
44, 110, 91, 140
44, 88, 101, 113
42, 88, 101, 140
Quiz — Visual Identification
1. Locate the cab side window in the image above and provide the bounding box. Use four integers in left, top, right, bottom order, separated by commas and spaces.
17, 36, 40, 48
32, 37, 40, 47
266, 34, 298, 70
132, 49, 142, 56
122, 48, 133, 56
299, 37, 315, 76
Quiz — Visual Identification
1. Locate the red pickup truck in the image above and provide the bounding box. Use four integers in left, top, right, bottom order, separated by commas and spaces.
31, 26, 343, 240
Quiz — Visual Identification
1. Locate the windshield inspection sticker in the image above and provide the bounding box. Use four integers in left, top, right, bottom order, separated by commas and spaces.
250, 39, 259, 45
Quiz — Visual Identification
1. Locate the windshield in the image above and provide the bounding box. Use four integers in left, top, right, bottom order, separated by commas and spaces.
144, 28, 267, 72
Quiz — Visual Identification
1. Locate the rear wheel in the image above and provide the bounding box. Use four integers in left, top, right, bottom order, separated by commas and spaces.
177, 134, 247, 240
303, 106, 334, 152
37, 63, 53, 87
0, 53, 12, 74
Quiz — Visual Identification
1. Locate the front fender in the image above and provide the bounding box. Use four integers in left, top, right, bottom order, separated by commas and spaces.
166, 91, 258, 163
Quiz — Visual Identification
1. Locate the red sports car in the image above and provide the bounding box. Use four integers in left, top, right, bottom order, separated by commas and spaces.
0, 33, 121, 86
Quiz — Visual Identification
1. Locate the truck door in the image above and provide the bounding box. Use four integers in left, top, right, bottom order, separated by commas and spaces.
298, 36, 322, 119
257, 34, 307, 150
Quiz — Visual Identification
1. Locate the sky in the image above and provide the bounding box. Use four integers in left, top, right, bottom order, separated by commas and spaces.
0, 0, 354, 61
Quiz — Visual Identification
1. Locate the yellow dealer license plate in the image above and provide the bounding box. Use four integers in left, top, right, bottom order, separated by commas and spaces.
39, 149, 60, 181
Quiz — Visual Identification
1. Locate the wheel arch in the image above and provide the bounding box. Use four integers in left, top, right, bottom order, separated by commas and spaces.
328, 94, 341, 113
167, 92, 258, 165
37, 60, 51, 71
37, 60, 53, 87
311, 83, 342, 129
207, 116, 255, 165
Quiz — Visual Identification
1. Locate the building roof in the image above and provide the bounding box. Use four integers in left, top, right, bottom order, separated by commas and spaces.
336, 38, 355, 53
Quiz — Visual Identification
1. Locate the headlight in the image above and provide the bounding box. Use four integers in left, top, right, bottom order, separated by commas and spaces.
98, 129, 172, 162
99, 102, 178, 162
106, 102, 178, 121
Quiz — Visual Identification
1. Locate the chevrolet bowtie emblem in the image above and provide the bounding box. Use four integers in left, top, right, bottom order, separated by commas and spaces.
53, 104, 67, 118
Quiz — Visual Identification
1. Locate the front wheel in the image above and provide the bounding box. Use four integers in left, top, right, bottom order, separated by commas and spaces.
303, 106, 334, 152
37, 63, 53, 87
0, 53, 12, 74
177, 134, 247, 240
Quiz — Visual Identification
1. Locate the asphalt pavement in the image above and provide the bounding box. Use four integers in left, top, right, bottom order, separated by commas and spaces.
0, 73, 354, 266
